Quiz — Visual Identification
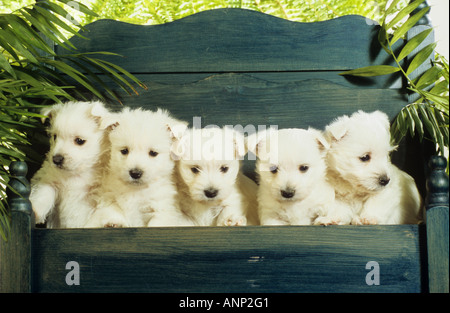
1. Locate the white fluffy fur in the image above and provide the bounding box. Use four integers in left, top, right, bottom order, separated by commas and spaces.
322, 110, 423, 225
85, 107, 190, 227
30, 101, 107, 228
247, 127, 335, 225
172, 127, 258, 226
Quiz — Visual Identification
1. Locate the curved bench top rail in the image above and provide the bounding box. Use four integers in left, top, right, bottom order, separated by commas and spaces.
63, 9, 399, 74
59, 8, 410, 176
60, 8, 406, 129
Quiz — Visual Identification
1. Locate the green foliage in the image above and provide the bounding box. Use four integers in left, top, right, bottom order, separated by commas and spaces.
340, 0, 449, 168
75, 0, 394, 26
0, 0, 145, 240
0, 1, 34, 13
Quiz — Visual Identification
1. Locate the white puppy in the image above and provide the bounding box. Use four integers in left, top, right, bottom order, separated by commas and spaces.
85, 107, 189, 228
247, 127, 334, 225
323, 110, 423, 225
172, 127, 258, 226
30, 101, 108, 228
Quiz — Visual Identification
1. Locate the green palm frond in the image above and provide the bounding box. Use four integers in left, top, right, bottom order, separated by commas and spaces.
339, 0, 449, 168
0, 0, 146, 240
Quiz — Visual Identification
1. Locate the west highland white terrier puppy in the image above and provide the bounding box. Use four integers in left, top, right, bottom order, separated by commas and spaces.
171, 126, 259, 226
85, 106, 190, 228
247, 127, 335, 225
322, 110, 423, 225
30, 101, 108, 228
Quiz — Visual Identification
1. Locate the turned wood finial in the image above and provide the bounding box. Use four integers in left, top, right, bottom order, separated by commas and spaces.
426, 155, 449, 209
7, 161, 32, 214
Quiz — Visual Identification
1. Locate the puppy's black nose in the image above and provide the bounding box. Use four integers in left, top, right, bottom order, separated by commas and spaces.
379, 175, 390, 186
281, 188, 295, 199
52, 154, 64, 167
129, 168, 143, 180
204, 188, 218, 199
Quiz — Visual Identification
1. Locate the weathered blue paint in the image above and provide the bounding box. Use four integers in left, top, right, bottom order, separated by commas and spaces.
1, 7, 448, 293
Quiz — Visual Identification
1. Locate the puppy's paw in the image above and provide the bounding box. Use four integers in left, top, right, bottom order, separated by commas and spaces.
34, 211, 49, 225
101, 216, 128, 228
218, 215, 247, 226
104, 222, 124, 228
352, 216, 378, 225
32, 200, 51, 224
314, 216, 345, 225
85, 211, 128, 228
30, 185, 56, 224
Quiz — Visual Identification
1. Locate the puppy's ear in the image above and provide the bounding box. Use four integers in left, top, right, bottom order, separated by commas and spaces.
152, 108, 188, 140
369, 110, 397, 151
234, 131, 246, 159
246, 131, 263, 157
223, 127, 246, 159
90, 102, 119, 130
90, 101, 108, 118
160, 111, 189, 161
170, 130, 190, 161
40, 105, 57, 124
246, 127, 277, 157
308, 127, 330, 152
325, 115, 350, 141
168, 122, 188, 161
166, 119, 188, 142
370, 110, 390, 131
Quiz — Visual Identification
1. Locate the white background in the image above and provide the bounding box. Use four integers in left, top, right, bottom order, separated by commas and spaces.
428, 0, 449, 59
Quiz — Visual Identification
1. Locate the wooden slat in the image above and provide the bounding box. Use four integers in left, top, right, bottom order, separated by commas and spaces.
32, 225, 423, 293
90, 72, 409, 180
0, 211, 33, 293
62, 9, 398, 73
101, 72, 407, 129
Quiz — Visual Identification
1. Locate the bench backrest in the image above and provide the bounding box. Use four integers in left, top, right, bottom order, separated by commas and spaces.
62, 9, 426, 185
61, 9, 427, 189
65, 9, 406, 128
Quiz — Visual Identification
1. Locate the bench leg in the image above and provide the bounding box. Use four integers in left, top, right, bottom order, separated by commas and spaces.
0, 161, 33, 293
425, 156, 449, 293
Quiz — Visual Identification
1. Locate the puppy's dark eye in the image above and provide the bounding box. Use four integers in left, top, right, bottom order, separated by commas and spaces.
191, 166, 200, 174
74, 137, 86, 146
299, 165, 309, 172
120, 148, 129, 155
270, 165, 278, 174
359, 154, 371, 162
220, 166, 229, 173
149, 150, 158, 157
52, 134, 57, 141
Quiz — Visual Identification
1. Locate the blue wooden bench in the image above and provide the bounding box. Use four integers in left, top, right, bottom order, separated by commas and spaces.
1, 8, 448, 293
